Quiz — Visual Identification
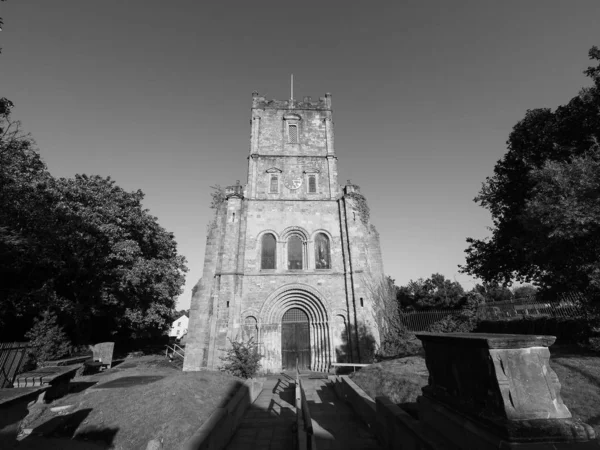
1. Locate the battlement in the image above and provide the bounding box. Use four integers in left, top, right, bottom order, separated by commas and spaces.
252, 91, 332, 110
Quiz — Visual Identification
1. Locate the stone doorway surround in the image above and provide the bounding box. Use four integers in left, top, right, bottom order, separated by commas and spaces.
254, 283, 333, 373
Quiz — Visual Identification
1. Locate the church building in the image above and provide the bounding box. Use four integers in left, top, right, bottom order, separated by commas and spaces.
183, 91, 385, 373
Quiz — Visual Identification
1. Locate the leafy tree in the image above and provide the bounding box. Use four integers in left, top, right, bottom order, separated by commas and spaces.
0, 100, 188, 343
461, 46, 600, 299
219, 338, 262, 379
473, 283, 514, 303
512, 284, 538, 299
172, 309, 189, 321
24, 310, 74, 366
397, 273, 465, 311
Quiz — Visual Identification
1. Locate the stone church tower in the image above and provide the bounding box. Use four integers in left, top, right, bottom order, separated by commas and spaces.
183, 91, 385, 373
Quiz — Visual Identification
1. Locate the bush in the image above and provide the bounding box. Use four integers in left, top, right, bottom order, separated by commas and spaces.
428, 315, 473, 333
376, 328, 424, 360
474, 314, 595, 345
219, 337, 262, 379
25, 310, 74, 366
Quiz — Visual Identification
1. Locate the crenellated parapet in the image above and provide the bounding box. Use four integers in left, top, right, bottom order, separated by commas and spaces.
225, 182, 244, 199
252, 91, 332, 110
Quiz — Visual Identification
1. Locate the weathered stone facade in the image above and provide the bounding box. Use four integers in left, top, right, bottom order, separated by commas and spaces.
183, 92, 385, 374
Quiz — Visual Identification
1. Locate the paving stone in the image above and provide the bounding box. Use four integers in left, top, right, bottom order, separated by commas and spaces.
224, 375, 382, 450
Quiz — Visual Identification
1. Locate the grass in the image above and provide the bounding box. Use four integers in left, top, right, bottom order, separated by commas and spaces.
18, 354, 245, 449
352, 344, 600, 441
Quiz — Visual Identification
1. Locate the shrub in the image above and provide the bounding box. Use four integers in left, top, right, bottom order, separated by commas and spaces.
429, 315, 473, 333
474, 315, 595, 345
25, 310, 74, 366
376, 328, 424, 360
219, 337, 262, 379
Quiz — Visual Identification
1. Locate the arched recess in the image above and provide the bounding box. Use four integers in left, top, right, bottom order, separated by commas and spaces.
259, 283, 332, 372
256, 230, 279, 270
281, 227, 309, 271
243, 316, 258, 343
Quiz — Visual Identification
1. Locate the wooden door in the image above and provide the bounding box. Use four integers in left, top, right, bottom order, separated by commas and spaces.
281, 308, 310, 371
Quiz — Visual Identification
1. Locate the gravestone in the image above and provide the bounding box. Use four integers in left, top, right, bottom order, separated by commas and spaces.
415, 332, 599, 449
91, 342, 114, 369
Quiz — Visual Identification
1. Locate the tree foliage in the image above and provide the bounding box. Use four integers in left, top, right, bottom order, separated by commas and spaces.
219, 338, 262, 379
512, 284, 538, 299
0, 100, 188, 344
473, 283, 514, 303
397, 273, 466, 311
24, 310, 74, 365
461, 46, 600, 298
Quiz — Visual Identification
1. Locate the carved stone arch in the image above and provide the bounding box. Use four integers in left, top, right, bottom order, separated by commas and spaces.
330, 307, 349, 319
257, 229, 280, 241
258, 283, 333, 372
241, 307, 261, 324
259, 283, 331, 324
283, 113, 302, 122
310, 229, 334, 241
265, 167, 282, 173
281, 226, 309, 241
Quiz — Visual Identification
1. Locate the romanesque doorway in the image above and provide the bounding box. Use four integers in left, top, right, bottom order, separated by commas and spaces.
281, 308, 310, 371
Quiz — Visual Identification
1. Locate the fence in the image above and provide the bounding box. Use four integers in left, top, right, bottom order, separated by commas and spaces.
0, 342, 30, 388
399, 293, 590, 332
399, 309, 464, 332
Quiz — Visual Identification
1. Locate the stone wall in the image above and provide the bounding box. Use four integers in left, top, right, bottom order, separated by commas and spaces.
184, 91, 384, 373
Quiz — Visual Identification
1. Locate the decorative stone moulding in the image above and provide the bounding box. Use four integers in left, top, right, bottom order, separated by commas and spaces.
415, 332, 598, 448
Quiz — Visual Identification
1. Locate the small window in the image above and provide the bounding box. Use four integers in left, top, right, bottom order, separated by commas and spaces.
288, 124, 298, 143
308, 175, 317, 193
269, 175, 278, 193
261, 233, 276, 269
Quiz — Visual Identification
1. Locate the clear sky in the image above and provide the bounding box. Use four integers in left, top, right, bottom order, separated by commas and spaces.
1, 1, 599, 309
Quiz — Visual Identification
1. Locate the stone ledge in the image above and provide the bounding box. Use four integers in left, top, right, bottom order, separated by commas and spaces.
329, 375, 448, 449
416, 332, 556, 349
418, 395, 599, 449
181, 377, 265, 450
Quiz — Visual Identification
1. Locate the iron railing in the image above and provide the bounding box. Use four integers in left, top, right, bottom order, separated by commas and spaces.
0, 342, 30, 388
295, 356, 314, 450
165, 343, 185, 362
399, 293, 590, 332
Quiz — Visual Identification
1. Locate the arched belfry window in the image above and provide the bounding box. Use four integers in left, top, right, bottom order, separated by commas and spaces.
261, 233, 276, 269
287, 235, 303, 270
315, 233, 331, 269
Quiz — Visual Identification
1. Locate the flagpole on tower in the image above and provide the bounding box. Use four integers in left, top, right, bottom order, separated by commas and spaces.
291, 74, 294, 101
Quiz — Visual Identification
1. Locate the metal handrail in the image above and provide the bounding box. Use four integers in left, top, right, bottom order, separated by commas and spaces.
295, 357, 314, 449
165, 343, 185, 360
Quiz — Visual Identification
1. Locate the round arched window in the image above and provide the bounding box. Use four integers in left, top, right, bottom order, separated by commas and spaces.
287, 235, 303, 270
261, 233, 276, 269
315, 233, 330, 269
